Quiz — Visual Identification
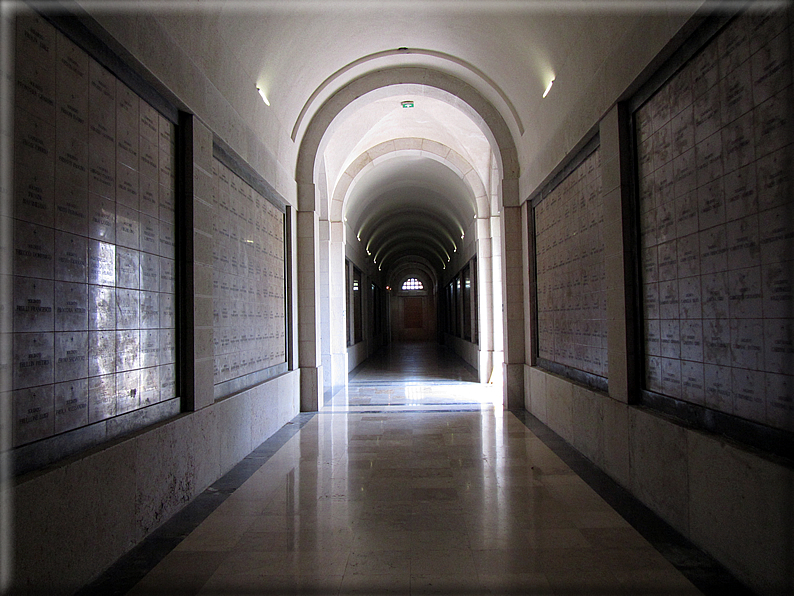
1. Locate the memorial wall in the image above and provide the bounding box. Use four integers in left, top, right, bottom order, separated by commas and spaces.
10, 15, 178, 454
211, 158, 287, 396
534, 148, 608, 380
636, 13, 793, 431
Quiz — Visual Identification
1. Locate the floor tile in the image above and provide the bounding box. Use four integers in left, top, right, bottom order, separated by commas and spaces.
117, 344, 708, 596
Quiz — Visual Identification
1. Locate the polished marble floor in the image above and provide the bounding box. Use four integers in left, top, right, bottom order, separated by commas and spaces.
120, 343, 705, 595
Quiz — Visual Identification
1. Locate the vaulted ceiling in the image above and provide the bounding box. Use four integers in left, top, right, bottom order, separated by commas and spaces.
135, 1, 696, 279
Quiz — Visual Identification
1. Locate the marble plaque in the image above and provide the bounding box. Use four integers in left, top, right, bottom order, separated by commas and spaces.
704, 319, 731, 366
724, 164, 757, 222
88, 330, 115, 377
699, 224, 727, 275
54, 378, 88, 434
759, 203, 793, 265
139, 366, 160, 406
88, 373, 116, 423
116, 82, 139, 169
88, 144, 116, 201
15, 56, 56, 124
763, 319, 793, 375
115, 328, 139, 372
681, 360, 705, 404
14, 220, 53, 280
140, 214, 159, 256
757, 148, 790, 212
88, 193, 115, 243
116, 247, 140, 290
140, 253, 159, 292
116, 204, 140, 250
159, 293, 175, 329
55, 132, 88, 191
56, 36, 89, 140
660, 319, 682, 359
88, 240, 115, 286
661, 357, 682, 398
116, 162, 139, 210
139, 292, 159, 329
732, 368, 766, 422
140, 329, 159, 369
139, 137, 158, 182
54, 183, 89, 236
679, 276, 702, 320
704, 364, 733, 412
55, 331, 88, 381
766, 372, 794, 431
676, 234, 700, 278
681, 320, 704, 363
139, 102, 158, 143
115, 289, 139, 330
54, 281, 88, 332
14, 162, 54, 227
159, 184, 175, 222
54, 231, 87, 283
13, 385, 54, 447
89, 60, 115, 146
159, 221, 175, 256
723, 112, 755, 173
730, 319, 764, 370
160, 329, 175, 364
762, 262, 794, 318
13, 276, 53, 333
139, 174, 158, 217
116, 369, 140, 415
88, 285, 115, 331
159, 363, 176, 399
727, 267, 763, 318
13, 331, 54, 389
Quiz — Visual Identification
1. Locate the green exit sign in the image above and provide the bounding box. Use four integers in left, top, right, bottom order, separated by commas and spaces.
401, 100, 414, 108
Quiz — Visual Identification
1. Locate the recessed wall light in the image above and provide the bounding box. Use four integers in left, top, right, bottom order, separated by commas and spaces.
543, 77, 555, 98
256, 86, 270, 106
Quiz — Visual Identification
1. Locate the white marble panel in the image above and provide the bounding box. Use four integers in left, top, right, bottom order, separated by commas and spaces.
54, 331, 88, 382
14, 160, 54, 227
88, 372, 116, 423
54, 231, 87, 283
13, 384, 54, 447
14, 220, 53, 280
13, 331, 54, 389
53, 378, 88, 434
87, 193, 115, 243
54, 281, 88, 332
13, 276, 53, 333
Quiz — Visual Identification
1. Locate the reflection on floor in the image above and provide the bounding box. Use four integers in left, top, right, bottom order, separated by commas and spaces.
99, 343, 714, 595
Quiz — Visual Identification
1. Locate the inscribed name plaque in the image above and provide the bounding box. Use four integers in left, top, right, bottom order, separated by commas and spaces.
636, 12, 793, 431
534, 148, 607, 379
11, 14, 178, 450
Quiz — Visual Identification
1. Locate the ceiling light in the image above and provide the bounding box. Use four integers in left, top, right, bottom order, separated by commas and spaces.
401, 100, 414, 108
543, 77, 555, 98
257, 86, 270, 106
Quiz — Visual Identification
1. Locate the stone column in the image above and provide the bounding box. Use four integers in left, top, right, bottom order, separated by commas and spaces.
297, 183, 322, 412
476, 217, 494, 383
601, 104, 637, 403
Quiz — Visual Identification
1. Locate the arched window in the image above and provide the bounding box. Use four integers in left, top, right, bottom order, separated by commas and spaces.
401, 278, 424, 291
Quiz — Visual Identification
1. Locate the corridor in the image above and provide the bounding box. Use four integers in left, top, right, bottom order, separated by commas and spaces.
95, 344, 704, 595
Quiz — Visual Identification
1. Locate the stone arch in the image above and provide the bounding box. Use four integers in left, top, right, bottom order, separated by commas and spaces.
330, 137, 490, 224
295, 66, 523, 411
